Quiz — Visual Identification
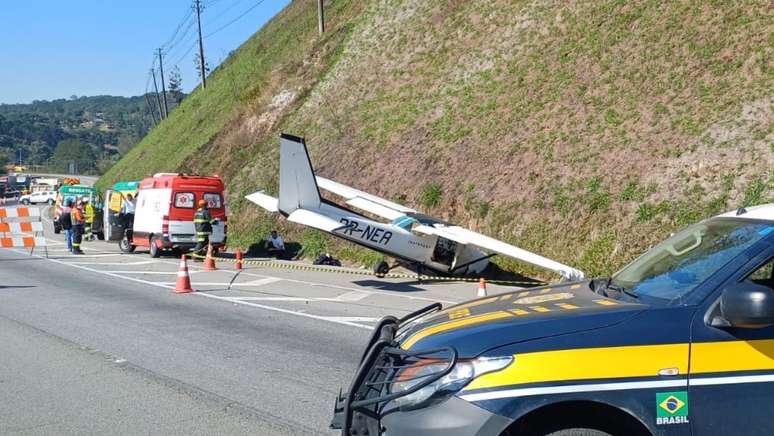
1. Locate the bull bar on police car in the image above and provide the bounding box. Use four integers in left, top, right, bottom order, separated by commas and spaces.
330, 303, 456, 435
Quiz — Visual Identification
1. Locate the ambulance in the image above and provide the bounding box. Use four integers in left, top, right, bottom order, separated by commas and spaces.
121, 173, 227, 257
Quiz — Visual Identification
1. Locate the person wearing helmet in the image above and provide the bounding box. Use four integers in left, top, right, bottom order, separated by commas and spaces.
193, 198, 217, 256
82, 196, 95, 241
71, 199, 86, 254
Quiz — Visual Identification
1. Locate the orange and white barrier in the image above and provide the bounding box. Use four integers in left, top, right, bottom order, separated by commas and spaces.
0, 207, 41, 218
0, 206, 46, 255
0, 236, 46, 248
0, 221, 44, 233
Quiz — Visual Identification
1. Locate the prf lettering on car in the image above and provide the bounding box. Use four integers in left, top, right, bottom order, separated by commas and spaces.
332, 205, 774, 436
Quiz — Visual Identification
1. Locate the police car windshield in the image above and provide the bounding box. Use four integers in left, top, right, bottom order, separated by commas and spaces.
611, 219, 773, 302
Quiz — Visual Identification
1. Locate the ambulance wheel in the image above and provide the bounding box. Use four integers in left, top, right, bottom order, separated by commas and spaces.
374, 260, 390, 277
21, 199, 29, 205
150, 236, 162, 258
119, 236, 135, 253
47, 199, 55, 205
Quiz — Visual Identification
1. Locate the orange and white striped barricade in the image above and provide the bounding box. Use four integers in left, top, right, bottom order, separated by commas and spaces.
0, 206, 47, 257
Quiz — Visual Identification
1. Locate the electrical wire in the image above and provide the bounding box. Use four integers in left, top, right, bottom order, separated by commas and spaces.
205, 0, 267, 39
161, 8, 194, 50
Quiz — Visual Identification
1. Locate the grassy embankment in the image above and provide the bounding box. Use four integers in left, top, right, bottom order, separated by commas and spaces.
100, 0, 773, 279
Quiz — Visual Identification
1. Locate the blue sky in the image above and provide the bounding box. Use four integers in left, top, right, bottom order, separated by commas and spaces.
0, 0, 291, 104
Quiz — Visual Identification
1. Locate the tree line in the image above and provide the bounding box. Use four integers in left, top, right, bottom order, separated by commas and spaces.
0, 93, 183, 174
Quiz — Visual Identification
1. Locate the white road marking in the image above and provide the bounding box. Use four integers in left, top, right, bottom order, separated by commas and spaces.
101, 270, 205, 275
231, 297, 313, 302
9, 248, 373, 331
158, 281, 274, 286
192, 294, 372, 329
65, 260, 157, 266
53, 254, 126, 258
150, 257, 463, 304
239, 277, 283, 287
335, 291, 369, 302
230, 291, 373, 304
325, 316, 380, 323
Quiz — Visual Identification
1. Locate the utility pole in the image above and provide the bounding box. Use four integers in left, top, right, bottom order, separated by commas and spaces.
194, 0, 207, 89
144, 93, 158, 126
157, 48, 169, 118
151, 68, 165, 120
317, 0, 325, 35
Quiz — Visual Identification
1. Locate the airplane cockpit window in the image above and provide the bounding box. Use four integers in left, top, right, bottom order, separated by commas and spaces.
432, 237, 457, 266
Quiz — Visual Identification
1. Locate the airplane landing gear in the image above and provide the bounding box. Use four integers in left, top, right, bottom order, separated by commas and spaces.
374, 260, 390, 277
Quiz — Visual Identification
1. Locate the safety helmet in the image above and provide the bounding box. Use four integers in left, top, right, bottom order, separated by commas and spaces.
198, 199, 207, 207
81, 196, 89, 203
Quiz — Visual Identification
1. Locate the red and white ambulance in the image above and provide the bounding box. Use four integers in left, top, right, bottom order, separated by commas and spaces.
122, 173, 227, 257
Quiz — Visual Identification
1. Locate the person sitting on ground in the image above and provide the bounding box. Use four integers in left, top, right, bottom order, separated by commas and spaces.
265, 230, 286, 259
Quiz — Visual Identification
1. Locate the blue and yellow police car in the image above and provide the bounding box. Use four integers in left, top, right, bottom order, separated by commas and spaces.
332, 204, 774, 435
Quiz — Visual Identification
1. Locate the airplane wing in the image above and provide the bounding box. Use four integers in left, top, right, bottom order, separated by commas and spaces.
286, 209, 343, 233
245, 191, 279, 213
316, 176, 415, 221
414, 224, 585, 281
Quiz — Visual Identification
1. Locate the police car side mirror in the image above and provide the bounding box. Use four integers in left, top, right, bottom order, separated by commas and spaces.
714, 282, 774, 329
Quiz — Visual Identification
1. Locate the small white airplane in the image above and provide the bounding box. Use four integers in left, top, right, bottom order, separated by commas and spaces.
246, 134, 585, 281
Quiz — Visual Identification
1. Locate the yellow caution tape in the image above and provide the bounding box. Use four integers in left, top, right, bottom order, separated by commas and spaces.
189, 252, 544, 286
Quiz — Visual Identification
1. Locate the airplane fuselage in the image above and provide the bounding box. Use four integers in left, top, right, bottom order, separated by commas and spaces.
329, 209, 488, 275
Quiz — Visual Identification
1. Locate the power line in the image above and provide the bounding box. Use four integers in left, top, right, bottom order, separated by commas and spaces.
205, 0, 267, 39
164, 17, 196, 55
162, 9, 194, 50
171, 40, 198, 66
206, 0, 249, 27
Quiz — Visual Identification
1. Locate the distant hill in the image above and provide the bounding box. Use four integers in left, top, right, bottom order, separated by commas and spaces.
100, 0, 773, 278
0, 94, 182, 174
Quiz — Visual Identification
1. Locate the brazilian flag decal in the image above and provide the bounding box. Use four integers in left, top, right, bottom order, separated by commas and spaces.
656, 391, 689, 425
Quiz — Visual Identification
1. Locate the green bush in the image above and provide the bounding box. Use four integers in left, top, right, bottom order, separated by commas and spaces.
420, 183, 443, 208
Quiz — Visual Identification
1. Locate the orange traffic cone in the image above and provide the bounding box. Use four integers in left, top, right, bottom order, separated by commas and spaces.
477, 278, 488, 297
235, 248, 243, 271
204, 244, 218, 271
175, 255, 194, 293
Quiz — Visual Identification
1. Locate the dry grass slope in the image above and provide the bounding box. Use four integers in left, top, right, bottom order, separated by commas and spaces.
100, 0, 773, 279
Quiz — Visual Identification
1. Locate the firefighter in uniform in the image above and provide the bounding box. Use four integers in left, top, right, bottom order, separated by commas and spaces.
71, 200, 86, 254
83, 196, 95, 240
193, 199, 216, 256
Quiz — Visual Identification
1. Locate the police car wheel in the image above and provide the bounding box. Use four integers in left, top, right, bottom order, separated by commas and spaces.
546, 429, 612, 436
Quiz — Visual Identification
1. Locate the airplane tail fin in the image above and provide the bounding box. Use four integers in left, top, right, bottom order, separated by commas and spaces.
278, 133, 322, 215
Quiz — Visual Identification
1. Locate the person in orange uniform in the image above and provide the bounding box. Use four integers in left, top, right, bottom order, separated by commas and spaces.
71, 200, 86, 254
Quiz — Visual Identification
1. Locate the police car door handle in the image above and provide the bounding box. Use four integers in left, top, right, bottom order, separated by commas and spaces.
658, 367, 680, 376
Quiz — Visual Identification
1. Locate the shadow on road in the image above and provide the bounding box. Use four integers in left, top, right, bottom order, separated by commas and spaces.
351, 280, 425, 293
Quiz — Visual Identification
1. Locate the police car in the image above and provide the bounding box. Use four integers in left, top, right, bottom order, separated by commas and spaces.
331, 204, 774, 436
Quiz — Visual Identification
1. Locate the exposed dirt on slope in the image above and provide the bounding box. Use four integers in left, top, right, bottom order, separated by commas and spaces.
102, 0, 773, 278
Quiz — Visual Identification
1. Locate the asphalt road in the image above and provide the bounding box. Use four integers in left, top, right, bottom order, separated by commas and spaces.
0, 205, 510, 435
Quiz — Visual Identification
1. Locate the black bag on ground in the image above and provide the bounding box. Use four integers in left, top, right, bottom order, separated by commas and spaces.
313, 254, 341, 267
